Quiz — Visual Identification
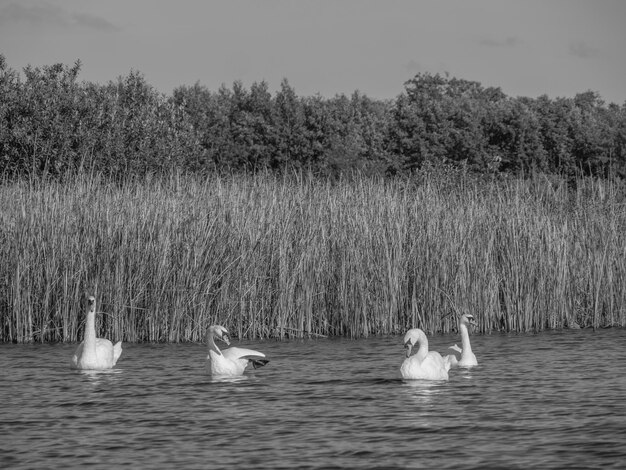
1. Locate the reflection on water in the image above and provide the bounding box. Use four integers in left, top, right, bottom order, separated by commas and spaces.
77, 368, 124, 385
401, 379, 446, 407
207, 374, 251, 384
1, 329, 625, 469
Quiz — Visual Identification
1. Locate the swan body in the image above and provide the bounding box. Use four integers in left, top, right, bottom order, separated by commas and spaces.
205, 325, 269, 377
71, 296, 122, 370
400, 328, 450, 381
444, 314, 478, 368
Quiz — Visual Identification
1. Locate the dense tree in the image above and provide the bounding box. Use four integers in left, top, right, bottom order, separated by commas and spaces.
1, 56, 625, 180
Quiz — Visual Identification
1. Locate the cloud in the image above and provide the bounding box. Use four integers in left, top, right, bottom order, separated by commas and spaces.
72, 12, 119, 32
568, 41, 599, 59
0, 1, 119, 32
0, 2, 67, 27
479, 36, 521, 47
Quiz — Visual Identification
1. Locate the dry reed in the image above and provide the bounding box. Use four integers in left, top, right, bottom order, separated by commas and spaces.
1, 171, 625, 342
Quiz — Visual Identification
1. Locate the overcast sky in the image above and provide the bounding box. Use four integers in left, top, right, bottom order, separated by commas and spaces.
1, 0, 625, 104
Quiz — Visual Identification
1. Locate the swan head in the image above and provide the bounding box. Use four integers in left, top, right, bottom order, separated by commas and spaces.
86, 295, 96, 313
403, 328, 425, 358
208, 325, 231, 346
461, 314, 477, 328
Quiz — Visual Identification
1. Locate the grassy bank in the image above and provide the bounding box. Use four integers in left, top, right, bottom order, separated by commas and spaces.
1, 170, 625, 343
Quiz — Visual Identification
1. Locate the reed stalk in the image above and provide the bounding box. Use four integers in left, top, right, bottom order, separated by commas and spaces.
1, 170, 625, 342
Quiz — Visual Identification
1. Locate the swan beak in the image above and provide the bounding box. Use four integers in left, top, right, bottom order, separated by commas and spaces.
404, 340, 413, 358
221, 334, 231, 346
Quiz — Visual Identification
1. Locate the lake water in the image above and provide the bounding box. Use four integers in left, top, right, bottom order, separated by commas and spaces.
1, 328, 625, 469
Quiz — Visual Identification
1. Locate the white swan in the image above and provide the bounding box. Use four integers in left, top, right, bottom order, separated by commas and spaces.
400, 328, 450, 381
205, 325, 269, 377
444, 313, 478, 368
70, 296, 122, 370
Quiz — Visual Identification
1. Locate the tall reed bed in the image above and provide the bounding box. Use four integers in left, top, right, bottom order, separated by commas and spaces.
1, 171, 625, 342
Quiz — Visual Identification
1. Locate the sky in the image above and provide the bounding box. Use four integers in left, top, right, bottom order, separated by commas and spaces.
1, 0, 625, 104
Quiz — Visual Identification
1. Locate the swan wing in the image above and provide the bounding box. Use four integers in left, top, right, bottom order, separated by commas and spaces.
95, 338, 115, 367
223, 347, 266, 361
443, 353, 459, 369
222, 348, 265, 361
70, 342, 84, 369
72, 338, 117, 370
223, 347, 269, 369
444, 345, 461, 368
206, 350, 241, 376
422, 352, 450, 379
401, 353, 449, 380
424, 351, 449, 370
112, 341, 123, 365
207, 347, 269, 376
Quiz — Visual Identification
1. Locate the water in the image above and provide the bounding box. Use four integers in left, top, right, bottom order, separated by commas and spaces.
1, 328, 625, 469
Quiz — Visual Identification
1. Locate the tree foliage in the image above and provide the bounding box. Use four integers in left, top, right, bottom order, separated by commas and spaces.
1, 57, 625, 180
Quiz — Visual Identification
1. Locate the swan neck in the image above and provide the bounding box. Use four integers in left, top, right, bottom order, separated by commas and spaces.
460, 323, 472, 352
415, 331, 429, 361
84, 309, 97, 348
208, 334, 222, 355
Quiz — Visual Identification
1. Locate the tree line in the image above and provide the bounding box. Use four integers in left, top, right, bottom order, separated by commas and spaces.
1, 55, 625, 179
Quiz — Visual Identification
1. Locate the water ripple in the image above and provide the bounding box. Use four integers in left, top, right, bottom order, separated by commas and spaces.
1, 330, 625, 468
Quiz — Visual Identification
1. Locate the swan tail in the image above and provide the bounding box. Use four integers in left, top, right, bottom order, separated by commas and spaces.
449, 344, 462, 353
112, 341, 123, 365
